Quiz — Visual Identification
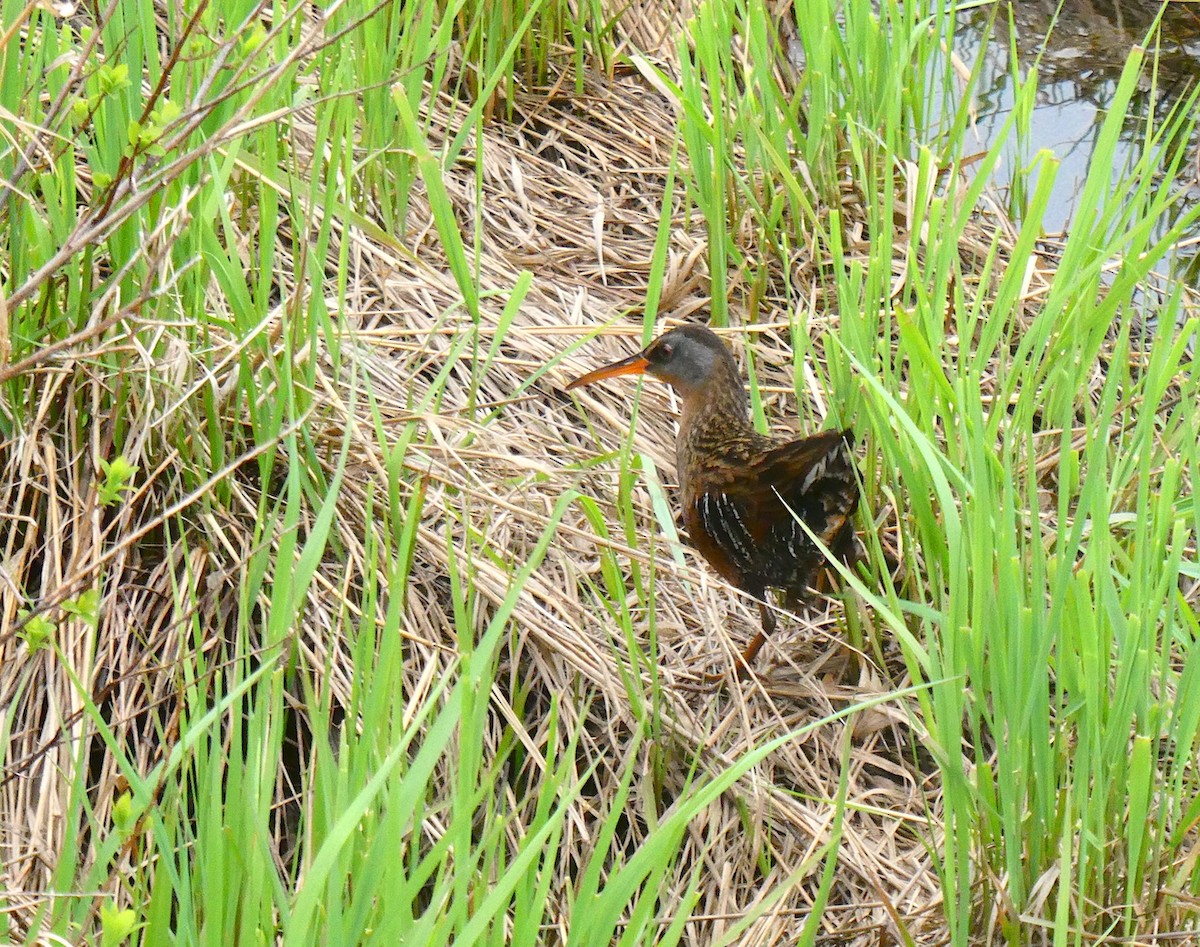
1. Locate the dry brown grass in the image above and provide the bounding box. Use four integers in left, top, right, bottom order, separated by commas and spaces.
343, 77, 949, 939
0, 78, 940, 947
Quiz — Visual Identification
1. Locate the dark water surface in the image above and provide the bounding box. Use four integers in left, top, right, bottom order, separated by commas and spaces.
951, 0, 1200, 284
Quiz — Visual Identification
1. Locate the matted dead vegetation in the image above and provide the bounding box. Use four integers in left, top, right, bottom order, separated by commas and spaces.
2, 0, 1198, 944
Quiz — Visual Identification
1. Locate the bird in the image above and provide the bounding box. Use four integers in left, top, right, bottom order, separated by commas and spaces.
565, 323, 859, 677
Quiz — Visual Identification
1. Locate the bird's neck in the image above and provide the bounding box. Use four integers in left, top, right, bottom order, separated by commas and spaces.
678, 368, 750, 432
676, 363, 758, 490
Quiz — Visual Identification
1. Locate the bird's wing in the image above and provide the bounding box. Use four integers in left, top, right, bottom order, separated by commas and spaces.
690, 487, 760, 585
751, 429, 859, 559
688, 430, 858, 593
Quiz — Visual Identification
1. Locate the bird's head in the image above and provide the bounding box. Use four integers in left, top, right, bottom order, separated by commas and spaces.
566, 324, 736, 399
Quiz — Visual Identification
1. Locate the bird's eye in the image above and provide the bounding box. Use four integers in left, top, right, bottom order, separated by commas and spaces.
656, 341, 673, 359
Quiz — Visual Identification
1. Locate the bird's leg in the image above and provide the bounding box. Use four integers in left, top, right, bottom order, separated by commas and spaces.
738, 600, 776, 668
706, 598, 775, 683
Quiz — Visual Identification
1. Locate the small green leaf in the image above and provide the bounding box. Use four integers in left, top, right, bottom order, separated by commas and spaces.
98, 63, 129, 94
151, 100, 181, 126
112, 792, 134, 833
241, 23, 268, 54
17, 611, 54, 651
99, 903, 137, 947
62, 589, 100, 628
98, 455, 138, 506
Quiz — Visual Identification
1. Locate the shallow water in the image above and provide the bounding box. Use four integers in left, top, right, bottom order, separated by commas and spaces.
952, 0, 1200, 285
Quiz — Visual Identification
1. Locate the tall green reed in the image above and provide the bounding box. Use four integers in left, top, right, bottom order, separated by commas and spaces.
668, 0, 1200, 938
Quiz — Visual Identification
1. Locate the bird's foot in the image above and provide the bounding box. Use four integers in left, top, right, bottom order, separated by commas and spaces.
701, 666, 743, 685
700, 633, 767, 684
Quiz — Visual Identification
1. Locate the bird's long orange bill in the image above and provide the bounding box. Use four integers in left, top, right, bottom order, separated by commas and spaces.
565, 353, 650, 390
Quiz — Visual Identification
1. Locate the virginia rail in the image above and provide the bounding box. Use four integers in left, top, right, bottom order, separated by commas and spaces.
566, 324, 859, 676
